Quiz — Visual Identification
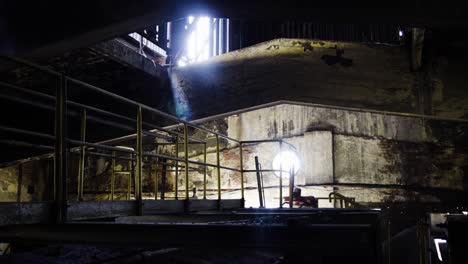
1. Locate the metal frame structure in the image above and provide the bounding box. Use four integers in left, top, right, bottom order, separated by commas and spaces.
0, 54, 296, 223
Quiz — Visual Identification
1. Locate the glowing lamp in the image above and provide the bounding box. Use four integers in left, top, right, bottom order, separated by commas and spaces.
272, 151, 300, 178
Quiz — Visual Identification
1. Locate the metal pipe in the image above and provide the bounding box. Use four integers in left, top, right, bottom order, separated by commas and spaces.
241, 139, 296, 150
154, 152, 158, 200
136, 106, 143, 215
184, 124, 189, 200
0, 93, 56, 112
279, 141, 283, 208
175, 137, 179, 200
128, 155, 132, 200
54, 75, 68, 223
0, 81, 205, 144
289, 166, 295, 209
216, 135, 221, 200
77, 109, 86, 201
143, 152, 241, 172
66, 77, 241, 142
68, 139, 135, 153
0, 90, 171, 142
69, 150, 135, 161
239, 143, 244, 201
17, 163, 22, 202
0, 125, 55, 140
203, 142, 207, 199
111, 151, 116, 201
160, 158, 167, 200
255, 156, 264, 208
0, 140, 54, 150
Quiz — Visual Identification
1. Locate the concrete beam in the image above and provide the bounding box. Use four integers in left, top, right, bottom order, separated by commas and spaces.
91, 39, 168, 79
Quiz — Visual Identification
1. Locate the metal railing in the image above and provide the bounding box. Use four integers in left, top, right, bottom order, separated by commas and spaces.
0, 54, 298, 222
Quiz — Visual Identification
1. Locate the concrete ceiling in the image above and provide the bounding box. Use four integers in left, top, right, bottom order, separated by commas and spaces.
1, 1, 468, 59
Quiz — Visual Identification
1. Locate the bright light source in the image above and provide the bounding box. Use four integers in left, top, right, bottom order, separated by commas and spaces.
399, 30, 404, 37
272, 151, 300, 177
434, 238, 447, 262
178, 60, 187, 67
463, 211, 468, 215
188, 16, 195, 24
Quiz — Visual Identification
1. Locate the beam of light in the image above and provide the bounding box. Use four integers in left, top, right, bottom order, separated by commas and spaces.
272, 151, 301, 178
462, 211, 468, 215
179, 16, 211, 67
434, 238, 447, 262
168, 69, 191, 119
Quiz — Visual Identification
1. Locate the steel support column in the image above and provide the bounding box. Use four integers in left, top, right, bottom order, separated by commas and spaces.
111, 151, 116, 201
54, 75, 68, 223
289, 167, 295, 209
175, 137, 179, 200
184, 124, 189, 200
216, 135, 221, 201
203, 142, 207, 199
136, 106, 143, 215
77, 109, 86, 201
279, 141, 283, 208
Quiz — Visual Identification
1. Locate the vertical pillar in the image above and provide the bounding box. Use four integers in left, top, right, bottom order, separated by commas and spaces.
154, 147, 158, 200
239, 143, 244, 202
184, 124, 189, 200
289, 166, 295, 209
208, 18, 214, 57
216, 135, 221, 201
255, 156, 263, 208
161, 158, 167, 200
110, 151, 115, 201
54, 75, 68, 223
77, 109, 86, 201
127, 156, 132, 200
16, 163, 22, 202
203, 142, 207, 199
175, 137, 179, 200
219, 19, 224, 55
279, 142, 283, 208
136, 106, 143, 215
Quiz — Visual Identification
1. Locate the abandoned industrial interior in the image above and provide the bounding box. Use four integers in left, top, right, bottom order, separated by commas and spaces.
1, 2, 468, 263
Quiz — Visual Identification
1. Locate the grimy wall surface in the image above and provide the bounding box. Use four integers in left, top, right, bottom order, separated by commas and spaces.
192, 102, 468, 207
171, 38, 417, 120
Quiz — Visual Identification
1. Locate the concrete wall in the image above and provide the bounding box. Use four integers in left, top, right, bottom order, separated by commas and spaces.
181, 102, 468, 207
172, 38, 418, 119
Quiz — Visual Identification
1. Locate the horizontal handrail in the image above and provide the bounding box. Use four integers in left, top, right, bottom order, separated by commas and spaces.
66, 77, 240, 143
241, 139, 296, 150
0, 125, 55, 140
0, 81, 204, 143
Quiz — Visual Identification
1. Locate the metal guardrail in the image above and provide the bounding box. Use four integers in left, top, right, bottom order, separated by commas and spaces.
0, 54, 296, 222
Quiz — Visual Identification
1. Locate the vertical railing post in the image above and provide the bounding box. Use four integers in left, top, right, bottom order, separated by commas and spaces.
255, 156, 264, 208
216, 135, 221, 201
279, 141, 283, 208
110, 151, 116, 201
54, 75, 68, 223
127, 155, 132, 200
161, 158, 167, 200
289, 166, 295, 209
203, 142, 207, 199
184, 124, 189, 200
77, 109, 86, 201
154, 145, 158, 200
136, 106, 143, 215
175, 137, 179, 200
239, 143, 244, 203
17, 163, 22, 202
